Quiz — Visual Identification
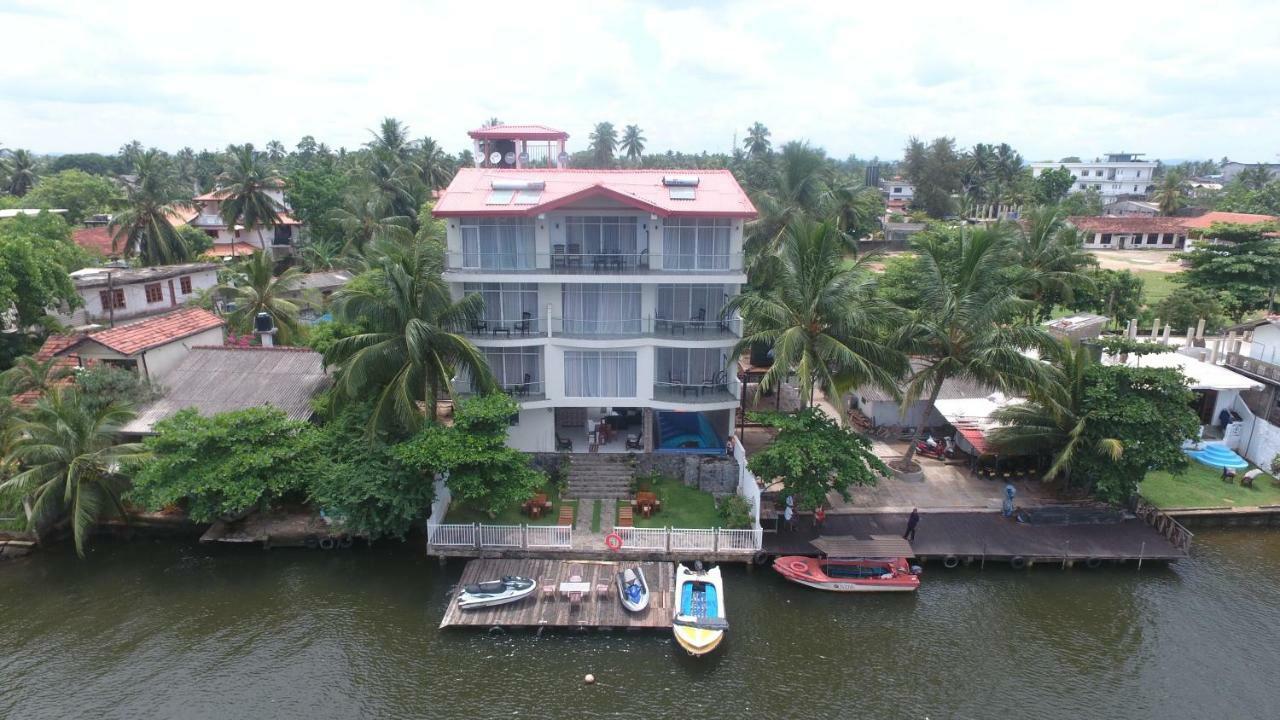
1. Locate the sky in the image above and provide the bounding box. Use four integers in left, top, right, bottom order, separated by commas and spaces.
3, 0, 1280, 163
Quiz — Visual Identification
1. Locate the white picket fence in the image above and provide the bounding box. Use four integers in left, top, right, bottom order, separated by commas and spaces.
427, 522, 574, 550
480, 524, 523, 548
614, 527, 669, 551
611, 526, 759, 553
427, 523, 476, 547
526, 525, 573, 548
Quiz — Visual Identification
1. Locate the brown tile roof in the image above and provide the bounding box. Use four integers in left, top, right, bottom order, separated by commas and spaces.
12, 335, 94, 407
72, 226, 116, 256
202, 242, 261, 258
1179, 211, 1279, 230
80, 307, 224, 356
1067, 216, 1188, 234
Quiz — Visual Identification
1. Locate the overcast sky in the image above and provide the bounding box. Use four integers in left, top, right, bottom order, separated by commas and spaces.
3, 0, 1279, 163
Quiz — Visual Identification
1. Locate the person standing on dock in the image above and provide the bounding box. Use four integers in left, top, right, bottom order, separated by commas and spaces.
813, 505, 825, 530
903, 508, 919, 541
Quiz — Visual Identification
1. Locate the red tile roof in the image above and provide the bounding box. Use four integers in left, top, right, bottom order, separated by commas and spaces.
433, 168, 757, 219
468, 124, 569, 141
12, 335, 94, 407
73, 226, 116, 256
201, 242, 261, 258
1067, 216, 1188, 234
36, 334, 86, 361
1179, 211, 1279, 230
79, 307, 224, 356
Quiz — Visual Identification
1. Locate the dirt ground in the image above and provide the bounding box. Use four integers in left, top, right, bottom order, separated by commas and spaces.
1088, 249, 1184, 273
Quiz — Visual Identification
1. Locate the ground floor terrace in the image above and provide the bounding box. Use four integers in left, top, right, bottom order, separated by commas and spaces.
506, 406, 734, 455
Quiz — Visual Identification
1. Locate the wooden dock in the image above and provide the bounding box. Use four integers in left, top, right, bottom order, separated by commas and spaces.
440, 559, 675, 630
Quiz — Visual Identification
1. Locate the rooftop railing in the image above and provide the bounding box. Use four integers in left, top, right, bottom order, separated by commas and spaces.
444, 252, 743, 274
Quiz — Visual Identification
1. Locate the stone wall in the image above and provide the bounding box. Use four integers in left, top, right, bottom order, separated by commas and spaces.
638, 453, 739, 498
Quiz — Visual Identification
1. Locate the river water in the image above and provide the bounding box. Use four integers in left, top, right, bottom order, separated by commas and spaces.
2, 529, 1279, 720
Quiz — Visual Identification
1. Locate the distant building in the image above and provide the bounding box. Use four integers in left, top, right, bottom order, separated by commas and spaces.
1030, 153, 1158, 200
1067, 216, 1189, 250
1220, 162, 1280, 184
0, 209, 67, 219
190, 179, 303, 258
1102, 200, 1159, 217
58, 263, 219, 326
880, 178, 914, 203
43, 307, 226, 383
1180, 211, 1279, 240
72, 208, 198, 259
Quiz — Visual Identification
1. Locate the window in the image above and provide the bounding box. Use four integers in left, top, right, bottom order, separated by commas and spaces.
563, 350, 636, 398
99, 289, 126, 310
657, 284, 728, 325
180, 276, 193, 294
893, 187, 903, 193
1161, 234, 1175, 245
656, 347, 727, 388
561, 284, 641, 335
204, 230, 218, 239
144, 283, 163, 303
479, 346, 542, 394
460, 218, 536, 269
1079, 184, 1087, 190
273, 226, 293, 245
564, 216, 641, 258
463, 282, 538, 329
1095, 170, 1104, 177
1135, 171, 1143, 179
662, 218, 732, 270
1099, 233, 1112, 245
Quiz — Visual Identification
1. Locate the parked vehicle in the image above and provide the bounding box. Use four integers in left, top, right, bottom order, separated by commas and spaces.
456, 576, 536, 610
616, 566, 650, 612
673, 563, 727, 656
772, 556, 921, 592
915, 434, 956, 460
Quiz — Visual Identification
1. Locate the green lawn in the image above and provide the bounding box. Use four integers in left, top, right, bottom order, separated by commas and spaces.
624, 476, 721, 529
0, 492, 26, 532
1140, 462, 1280, 509
1133, 270, 1180, 306
590, 500, 602, 533
445, 485, 574, 526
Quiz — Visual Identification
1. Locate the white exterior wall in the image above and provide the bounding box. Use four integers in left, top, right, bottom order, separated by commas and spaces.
1249, 324, 1280, 365
62, 269, 219, 326
74, 325, 225, 383
507, 408, 555, 452
1031, 161, 1158, 198
1079, 231, 1185, 250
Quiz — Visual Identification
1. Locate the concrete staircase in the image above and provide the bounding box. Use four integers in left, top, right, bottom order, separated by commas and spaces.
564, 454, 635, 499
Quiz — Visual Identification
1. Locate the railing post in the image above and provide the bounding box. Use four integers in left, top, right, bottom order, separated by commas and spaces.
714, 528, 720, 553
665, 527, 672, 553
473, 522, 481, 549
521, 524, 528, 550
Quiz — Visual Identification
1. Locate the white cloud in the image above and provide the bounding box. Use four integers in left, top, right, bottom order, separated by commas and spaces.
1, 0, 1278, 162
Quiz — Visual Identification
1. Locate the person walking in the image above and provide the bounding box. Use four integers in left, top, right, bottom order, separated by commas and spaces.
813, 505, 826, 530
903, 508, 919, 542
783, 494, 796, 532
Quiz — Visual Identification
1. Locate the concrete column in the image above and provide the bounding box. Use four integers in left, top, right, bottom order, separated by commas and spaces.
514, 139, 524, 168
1186, 327, 1195, 347
1162, 325, 1172, 344
1196, 318, 1206, 340
1151, 318, 1161, 338
1210, 339, 1222, 364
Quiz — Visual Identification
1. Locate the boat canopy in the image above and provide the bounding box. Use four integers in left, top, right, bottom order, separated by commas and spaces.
811, 535, 914, 558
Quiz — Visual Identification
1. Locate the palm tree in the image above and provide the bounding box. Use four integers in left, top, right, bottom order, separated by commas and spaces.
217, 144, 283, 250
588, 122, 618, 167
118, 140, 144, 172
825, 181, 883, 245
327, 243, 494, 434
219, 251, 303, 344
1154, 169, 1188, 215
175, 147, 198, 195
415, 136, 454, 191
328, 185, 414, 255
1, 388, 146, 558
894, 225, 1059, 467
744, 122, 771, 156
366, 118, 423, 222
109, 150, 194, 265
0, 355, 73, 396
297, 240, 343, 272
726, 219, 906, 413
1006, 207, 1096, 319
620, 125, 646, 162
1236, 164, 1273, 191
963, 142, 996, 204
746, 141, 830, 278
483, 117, 502, 128
988, 339, 1120, 486
265, 140, 286, 162
4, 149, 38, 196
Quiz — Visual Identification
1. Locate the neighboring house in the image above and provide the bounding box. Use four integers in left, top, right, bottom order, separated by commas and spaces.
190, 180, 303, 257
1222, 318, 1280, 466
850, 358, 994, 430
11, 334, 93, 407
46, 307, 225, 383
56, 263, 219, 327
1180, 211, 1279, 246
434, 124, 756, 454
1067, 216, 1189, 250
1103, 200, 1159, 217
72, 209, 199, 260
282, 270, 353, 317
119, 346, 329, 435
1030, 154, 1158, 200
880, 178, 914, 203
1220, 162, 1280, 184
881, 220, 927, 249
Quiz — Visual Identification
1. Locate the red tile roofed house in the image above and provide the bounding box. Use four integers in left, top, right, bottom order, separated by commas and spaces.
431, 125, 757, 454
190, 178, 303, 258
11, 334, 93, 407
1067, 216, 1189, 250
56, 307, 226, 382
76, 209, 198, 259
1178, 211, 1280, 247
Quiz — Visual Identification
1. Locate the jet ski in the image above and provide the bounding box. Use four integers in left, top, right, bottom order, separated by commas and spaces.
616, 566, 650, 612
456, 575, 536, 610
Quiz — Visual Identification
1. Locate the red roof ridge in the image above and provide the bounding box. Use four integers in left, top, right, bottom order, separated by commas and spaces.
83, 307, 225, 355
191, 344, 317, 353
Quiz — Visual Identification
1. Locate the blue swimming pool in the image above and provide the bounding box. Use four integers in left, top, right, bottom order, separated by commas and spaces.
656, 411, 723, 454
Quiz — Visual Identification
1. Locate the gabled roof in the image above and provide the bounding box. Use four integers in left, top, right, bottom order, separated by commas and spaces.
118, 346, 329, 434
201, 242, 261, 258
1179, 211, 1279, 230
433, 168, 757, 219
72, 226, 115, 256
73, 307, 225, 356
1067, 216, 1188, 234
467, 124, 569, 141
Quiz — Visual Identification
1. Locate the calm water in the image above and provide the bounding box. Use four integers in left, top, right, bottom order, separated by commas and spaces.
3, 531, 1280, 720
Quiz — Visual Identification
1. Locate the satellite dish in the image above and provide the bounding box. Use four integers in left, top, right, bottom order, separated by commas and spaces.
518, 151, 529, 164
504, 151, 516, 165
489, 151, 502, 165
558, 151, 570, 165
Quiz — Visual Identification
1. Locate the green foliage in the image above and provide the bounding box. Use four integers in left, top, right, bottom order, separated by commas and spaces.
393, 394, 543, 518
48, 153, 122, 176
0, 213, 91, 329
1174, 224, 1280, 320
128, 408, 318, 522
1067, 268, 1144, 326
24, 170, 119, 224
1215, 179, 1280, 215
903, 136, 962, 218
1033, 166, 1075, 204
305, 320, 363, 361
219, 251, 302, 344
876, 253, 927, 310
73, 364, 162, 416
288, 165, 352, 244
1058, 187, 1104, 216
717, 494, 753, 530
1094, 337, 1172, 357
1072, 365, 1200, 504
177, 224, 212, 256
746, 408, 888, 510
108, 150, 195, 265
1154, 287, 1227, 334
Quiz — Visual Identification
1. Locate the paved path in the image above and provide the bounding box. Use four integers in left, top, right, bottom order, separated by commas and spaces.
571, 499, 618, 553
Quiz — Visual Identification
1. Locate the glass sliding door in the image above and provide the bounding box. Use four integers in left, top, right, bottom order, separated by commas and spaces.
560, 283, 642, 335
562, 216, 644, 270
661, 218, 731, 270
655, 347, 727, 386
478, 347, 543, 397
463, 282, 539, 333
460, 218, 536, 269
563, 350, 637, 398
655, 284, 728, 332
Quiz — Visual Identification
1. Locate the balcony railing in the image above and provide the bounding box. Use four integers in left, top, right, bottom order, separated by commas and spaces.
653, 378, 740, 404
454, 380, 546, 402
551, 316, 741, 340
462, 316, 545, 338
444, 252, 743, 274
1225, 351, 1280, 383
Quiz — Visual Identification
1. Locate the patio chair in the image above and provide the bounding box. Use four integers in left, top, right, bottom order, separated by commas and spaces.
556, 434, 573, 451
470, 319, 489, 334
701, 370, 729, 396
516, 373, 532, 397
692, 307, 707, 332
566, 243, 583, 269
626, 433, 643, 450
515, 311, 532, 336
552, 244, 567, 269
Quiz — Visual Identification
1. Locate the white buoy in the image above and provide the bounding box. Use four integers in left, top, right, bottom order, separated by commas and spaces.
584, 674, 596, 685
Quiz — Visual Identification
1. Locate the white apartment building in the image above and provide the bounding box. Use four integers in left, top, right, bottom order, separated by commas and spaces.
880, 178, 914, 203
190, 180, 303, 258
433, 125, 757, 455
1030, 153, 1157, 199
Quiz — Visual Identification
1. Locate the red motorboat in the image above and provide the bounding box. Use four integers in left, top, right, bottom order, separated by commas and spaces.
772, 556, 921, 593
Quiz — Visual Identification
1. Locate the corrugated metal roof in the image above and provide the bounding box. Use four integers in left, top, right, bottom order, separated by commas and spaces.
853, 359, 995, 404
120, 346, 329, 434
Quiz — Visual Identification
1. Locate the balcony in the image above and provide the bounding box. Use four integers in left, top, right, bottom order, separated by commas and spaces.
653, 376, 740, 405
1225, 352, 1280, 384
454, 379, 546, 402
461, 316, 545, 339
444, 251, 744, 275
551, 316, 741, 340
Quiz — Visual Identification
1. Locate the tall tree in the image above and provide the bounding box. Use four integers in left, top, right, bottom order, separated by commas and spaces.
109, 150, 194, 265
1, 388, 145, 558
1236, 165, 1274, 191
219, 251, 303, 344
415, 136, 454, 191
1033, 166, 1075, 204
746, 141, 831, 277
1007, 207, 1096, 319
747, 408, 890, 510
825, 180, 884, 244
265, 140, 286, 162
1154, 168, 1189, 215
4, 149, 38, 196
893, 225, 1058, 467
588, 122, 618, 167
727, 219, 906, 413
903, 136, 963, 218
23, 169, 120, 224
1175, 223, 1280, 319
365, 118, 423, 222
744, 122, 771, 156
328, 185, 414, 255
620, 125, 646, 162
326, 242, 495, 434
217, 144, 284, 250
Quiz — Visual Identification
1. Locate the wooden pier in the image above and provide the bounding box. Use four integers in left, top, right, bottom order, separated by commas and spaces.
440, 559, 675, 630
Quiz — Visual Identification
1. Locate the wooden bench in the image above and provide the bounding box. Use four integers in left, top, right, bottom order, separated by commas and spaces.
617, 505, 634, 527
557, 505, 574, 525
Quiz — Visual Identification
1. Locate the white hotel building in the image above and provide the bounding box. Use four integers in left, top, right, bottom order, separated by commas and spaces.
1030, 153, 1158, 200
433, 125, 756, 454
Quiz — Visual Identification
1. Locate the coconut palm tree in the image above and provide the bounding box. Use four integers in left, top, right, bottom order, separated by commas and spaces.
746, 141, 830, 278
328, 185, 414, 255
988, 339, 1120, 485
219, 251, 303, 344
366, 118, 423, 222
744, 122, 771, 156
893, 225, 1060, 467
825, 180, 884, 245
620, 125, 646, 162
483, 117, 501, 128
4, 149, 38, 196
0, 355, 73, 396
1154, 169, 1189, 215
175, 147, 198, 195
1236, 164, 1273, 191
109, 150, 194, 265
726, 219, 906, 413
265, 140, 286, 162
415, 136, 454, 191
1, 388, 146, 558
588, 122, 618, 167
1006, 207, 1096, 319
217, 144, 283, 250
327, 242, 494, 434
